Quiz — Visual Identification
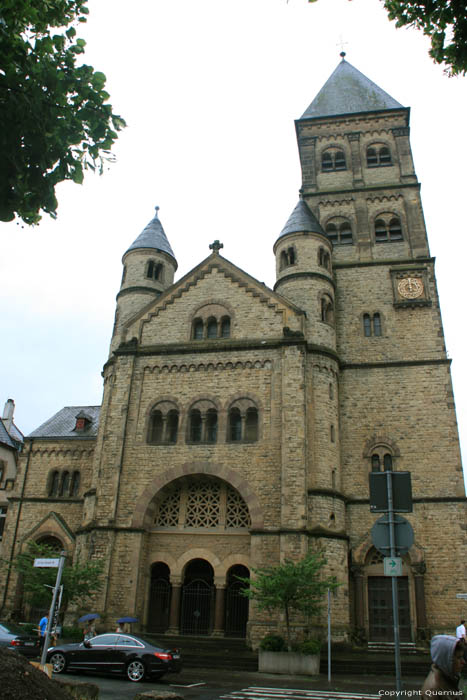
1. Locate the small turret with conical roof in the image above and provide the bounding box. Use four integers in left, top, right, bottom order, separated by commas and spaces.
273, 198, 335, 348
110, 207, 177, 354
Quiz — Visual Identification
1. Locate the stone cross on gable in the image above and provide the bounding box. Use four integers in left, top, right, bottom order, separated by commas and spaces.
209, 240, 224, 254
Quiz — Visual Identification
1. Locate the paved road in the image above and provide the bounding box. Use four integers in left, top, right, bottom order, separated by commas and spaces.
56, 667, 425, 700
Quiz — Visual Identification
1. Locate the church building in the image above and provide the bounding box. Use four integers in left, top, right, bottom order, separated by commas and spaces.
1, 56, 465, 647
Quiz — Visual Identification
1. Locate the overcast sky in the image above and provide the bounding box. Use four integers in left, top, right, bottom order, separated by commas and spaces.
1, 0, 466, 485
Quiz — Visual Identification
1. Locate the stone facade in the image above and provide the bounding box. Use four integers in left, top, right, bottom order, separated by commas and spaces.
0, 58, 465, 648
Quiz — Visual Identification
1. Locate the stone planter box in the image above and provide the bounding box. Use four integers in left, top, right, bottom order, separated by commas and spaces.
258, 650, 320, 675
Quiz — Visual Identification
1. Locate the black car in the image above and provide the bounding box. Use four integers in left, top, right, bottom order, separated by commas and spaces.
0, 622, 41, 658
46, 632, 181, 682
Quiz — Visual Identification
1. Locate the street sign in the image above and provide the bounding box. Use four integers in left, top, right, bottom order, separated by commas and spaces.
369, 471, 413, 513
33, 558, 60, 568
456, 594, 467, 599
384, 557, 402, 576
371, 514, 414, 555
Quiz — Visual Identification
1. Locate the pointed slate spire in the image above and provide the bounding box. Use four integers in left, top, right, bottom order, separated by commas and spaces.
125, 206, 176, 260
277, 199, 325, 240
300, 55, 403, 120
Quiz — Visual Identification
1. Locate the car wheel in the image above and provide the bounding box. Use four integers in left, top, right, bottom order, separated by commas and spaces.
126, 659, 146, 682
49, 652, 67, 674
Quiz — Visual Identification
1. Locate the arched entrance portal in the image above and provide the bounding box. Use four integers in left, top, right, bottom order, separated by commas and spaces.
225, 564, 249, 637
180, 559, 214, 635
366, 549, 412, 642
147, 562, 171, 632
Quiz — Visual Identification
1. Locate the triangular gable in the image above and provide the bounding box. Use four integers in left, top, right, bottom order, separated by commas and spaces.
19, 511, 76, 550
121, 252, 305, 346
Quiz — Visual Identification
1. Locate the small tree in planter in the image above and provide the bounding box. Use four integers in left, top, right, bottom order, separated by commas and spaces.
239, 550, 339, 652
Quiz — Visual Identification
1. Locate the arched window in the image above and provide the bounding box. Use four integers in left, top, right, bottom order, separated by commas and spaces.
193, 318, 204, 340
227, 399, 259, 443
367, 147, 378, 167
187, 401, 218, 444
148, 403, 179, 445
326, 218, 353, 246
322, 148, 346, 172
206, 408, 218, 443
229, 408, 242, 442
60, 471, 70, 497
280, 247, 296, 270
363, 313, 382, 337
389, 217, 403, 241
190, 409, 202, 442
318, 248, 330, 270
70, 471, 80, 497
148, 410, 163, 443
147, 260, 163, 281
154, 477, 251, 531
207, 317, 218, 339
320, 294, 334, 324
367, 144, 392, 167
374, 215, 403, 243
49, 470, 60, 497
191, 305, 232, 341
363, 314, 371, 337
370, 446, 396, 472
322, 151, 333, 171
373, 313, 382, 337
221, 317, 231, 338
380, 146, 392, 165
167, 410, 179, 444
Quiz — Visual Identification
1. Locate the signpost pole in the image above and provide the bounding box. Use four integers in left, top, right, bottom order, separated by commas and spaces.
327, 587, 331, 683
40, 551, 66, 667
387, 472, 402, 692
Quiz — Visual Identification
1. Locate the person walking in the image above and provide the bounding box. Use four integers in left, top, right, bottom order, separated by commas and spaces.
421, 634, 465, 698
456, 620, 466, 640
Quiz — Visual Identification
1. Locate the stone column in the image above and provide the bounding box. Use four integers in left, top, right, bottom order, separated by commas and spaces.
167, 581, 182, 635
212, 584, 226, 637
351, 564, 367, 644
412, 563, 428, 642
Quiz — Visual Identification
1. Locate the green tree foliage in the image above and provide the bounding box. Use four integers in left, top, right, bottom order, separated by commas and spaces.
11, 540, 104, 611
238, 551, 339, 651
0, 0, 126, 225
309, 0, 467, 77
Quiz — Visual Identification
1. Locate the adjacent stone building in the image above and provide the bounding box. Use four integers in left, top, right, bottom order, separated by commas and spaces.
1, 56, 465, 646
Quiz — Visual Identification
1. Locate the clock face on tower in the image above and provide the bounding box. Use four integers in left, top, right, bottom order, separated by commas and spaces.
397, 277, 424, 299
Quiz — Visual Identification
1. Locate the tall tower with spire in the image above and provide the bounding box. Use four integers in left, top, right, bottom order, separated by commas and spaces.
111, 207, 177, 353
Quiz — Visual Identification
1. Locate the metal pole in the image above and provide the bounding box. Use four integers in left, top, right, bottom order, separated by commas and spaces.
387, 472, 402, 692
40, 552, 66, 667
327, 587, 331, 683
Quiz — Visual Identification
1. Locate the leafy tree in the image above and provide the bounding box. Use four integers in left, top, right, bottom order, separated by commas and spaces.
0, 0, 126, 225
11, 540, 104, 611
308, 0, 467, 77
238, 550, 339, 651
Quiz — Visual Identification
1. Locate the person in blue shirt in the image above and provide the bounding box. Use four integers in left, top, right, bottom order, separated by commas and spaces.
38, 615, 48, 647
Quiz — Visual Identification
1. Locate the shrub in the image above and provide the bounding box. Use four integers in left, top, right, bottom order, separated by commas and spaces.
299, 639, 322, 655
260, 634, 287, 651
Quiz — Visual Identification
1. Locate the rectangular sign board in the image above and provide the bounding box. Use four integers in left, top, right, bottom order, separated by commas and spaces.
369, 471, 413, 513
456, 594, 467, 599
33, 558, 60, 568
384, 557, 402, 576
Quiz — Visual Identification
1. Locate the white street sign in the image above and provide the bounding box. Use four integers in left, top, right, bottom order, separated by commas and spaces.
456, 594, 467, 599
384, 556, 402, 576
33, 558, 60, 568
